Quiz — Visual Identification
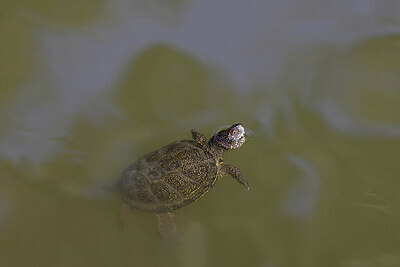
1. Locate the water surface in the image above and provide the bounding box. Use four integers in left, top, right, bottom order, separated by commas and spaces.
1, 1, 400, 266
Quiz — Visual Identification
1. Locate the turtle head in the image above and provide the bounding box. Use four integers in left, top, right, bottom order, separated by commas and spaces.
212, 123, 246, 150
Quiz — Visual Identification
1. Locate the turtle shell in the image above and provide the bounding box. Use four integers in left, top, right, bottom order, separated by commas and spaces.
117, 140, 219, 213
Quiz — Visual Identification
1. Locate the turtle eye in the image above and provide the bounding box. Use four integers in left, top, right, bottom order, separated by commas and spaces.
231, 130, 237, 135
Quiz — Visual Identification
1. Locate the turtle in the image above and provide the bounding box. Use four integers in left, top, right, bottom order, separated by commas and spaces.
116, 123, 249, 242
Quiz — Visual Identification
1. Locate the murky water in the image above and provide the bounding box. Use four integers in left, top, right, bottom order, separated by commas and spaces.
1, 1, 400, 266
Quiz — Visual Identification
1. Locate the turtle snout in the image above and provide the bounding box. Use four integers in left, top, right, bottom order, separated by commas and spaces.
239, 125, 245, 135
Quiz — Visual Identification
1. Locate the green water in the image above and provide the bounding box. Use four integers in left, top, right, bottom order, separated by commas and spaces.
1, 2, 400, 267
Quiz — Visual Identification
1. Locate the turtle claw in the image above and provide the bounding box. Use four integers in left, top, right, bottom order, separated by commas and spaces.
235, 176, 250, 190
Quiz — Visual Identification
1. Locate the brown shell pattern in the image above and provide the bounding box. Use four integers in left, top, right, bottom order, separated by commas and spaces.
118, 140, 219, 212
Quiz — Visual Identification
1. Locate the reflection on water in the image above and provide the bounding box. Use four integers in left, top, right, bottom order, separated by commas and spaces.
1, 1, 400, 266
281, 154, 320, 221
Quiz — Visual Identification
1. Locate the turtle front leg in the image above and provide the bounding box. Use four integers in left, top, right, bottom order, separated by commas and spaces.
221, 164, 250, 190
191, 129, 207, 146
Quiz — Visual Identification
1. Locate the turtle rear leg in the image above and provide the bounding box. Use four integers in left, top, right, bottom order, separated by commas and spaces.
117, 200, 130, 230
156, 212, 179, 243
191, 129, 207, 146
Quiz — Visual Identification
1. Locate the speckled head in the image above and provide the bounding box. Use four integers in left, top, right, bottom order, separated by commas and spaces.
213, 123, 246, 149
